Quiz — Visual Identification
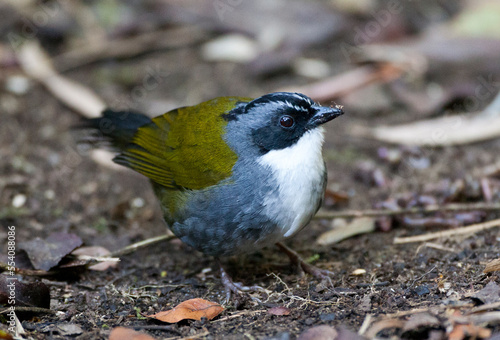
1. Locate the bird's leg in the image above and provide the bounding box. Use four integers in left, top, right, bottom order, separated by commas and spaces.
216, 259, 263, 303
276, 242, 334, 285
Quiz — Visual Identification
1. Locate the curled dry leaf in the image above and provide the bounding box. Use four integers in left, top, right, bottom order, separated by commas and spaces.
109, 327, 157, 340
268, 306, 291, 316
365, 318, 405, 339
317, 217, 376, 245
361, 92, 500, 146
483, 258, 500, 273
72, 246, 118, 271
147, 298, 224, 323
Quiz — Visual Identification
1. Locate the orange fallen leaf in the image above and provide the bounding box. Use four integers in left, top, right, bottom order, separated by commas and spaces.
449, 324, 491, 340
0, 329, 14, 340
109, 327, 157, 340
147, 298, 224, 323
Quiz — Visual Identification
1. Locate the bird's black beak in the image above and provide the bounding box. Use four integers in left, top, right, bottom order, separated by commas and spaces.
307, 104, 344, 129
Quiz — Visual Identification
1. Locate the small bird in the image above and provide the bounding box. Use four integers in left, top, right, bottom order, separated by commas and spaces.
83, 92, 344, 300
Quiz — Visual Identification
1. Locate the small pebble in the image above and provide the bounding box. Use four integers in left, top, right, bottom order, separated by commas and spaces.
5, 75, 31, 95
12, 194, 27, 208
293, 58, 331, 79
202, 34, 258, 63
351, 268, 366, 276
319, 313, 336, 321
304, 318, 315, 326
131, 197, 145, 208
414, 285, 430, 296
44, 190, 56, 200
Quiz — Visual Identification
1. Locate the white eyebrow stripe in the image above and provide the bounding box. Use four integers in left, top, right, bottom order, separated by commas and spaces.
291, 93, 313, 105
283, 100, 309, 113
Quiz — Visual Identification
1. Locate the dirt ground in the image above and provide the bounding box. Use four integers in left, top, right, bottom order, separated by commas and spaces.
1, 1, 500, 339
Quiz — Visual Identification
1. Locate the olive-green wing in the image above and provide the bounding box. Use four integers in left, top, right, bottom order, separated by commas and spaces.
114, 97, 251, 190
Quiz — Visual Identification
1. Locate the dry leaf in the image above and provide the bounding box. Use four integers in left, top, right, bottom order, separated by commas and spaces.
268, 306, 291, 316
0, 275, 50, 308
18, 41, 106, 118
449, 324, 492, 340
55, 324, 83, 336
472, 281, 500, 304
403, 312, 440, 331
317, 217, 376, 245
72, 246, 118, 271
18, 232, 82, 271
361, 92, 500, 146
366, 319, 405, 339
109, 327, 157, 340
147, 298, 224, 323
336, 326, 368, 340
484, 258, 500, 273
298, 325, 338, 340
0, 330, 14, 340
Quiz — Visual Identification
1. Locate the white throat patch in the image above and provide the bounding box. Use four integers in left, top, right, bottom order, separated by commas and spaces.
257, 127, 326, 238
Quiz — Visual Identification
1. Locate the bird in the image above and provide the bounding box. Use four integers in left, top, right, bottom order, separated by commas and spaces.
82, 92, 344, 301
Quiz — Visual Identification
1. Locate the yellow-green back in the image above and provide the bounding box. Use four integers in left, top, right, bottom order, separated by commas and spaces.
118, 97, 251, 190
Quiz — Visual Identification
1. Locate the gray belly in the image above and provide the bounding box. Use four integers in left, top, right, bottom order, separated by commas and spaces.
166, 178, 285, 257
158, 158, 325, 257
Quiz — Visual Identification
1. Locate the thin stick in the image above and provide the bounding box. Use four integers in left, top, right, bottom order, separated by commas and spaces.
0, 262, 56, 277
54, 26, 208, 72
0, 306, 55, 314
358, 314, 373, 335
314, 202, 500, 220
109, 234, 176, 258
394, 218, 500, 244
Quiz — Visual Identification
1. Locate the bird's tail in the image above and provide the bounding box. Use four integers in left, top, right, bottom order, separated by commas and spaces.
79, 109, 152, 149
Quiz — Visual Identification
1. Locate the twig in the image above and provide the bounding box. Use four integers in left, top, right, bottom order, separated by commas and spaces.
164, 331, 210, 340
381, 307, 435, 319
0, 262, 55, 277
410, 265, 436, 288
416, 242, 456, 253
53, 26, 208, 72
213, 310, 266, 323
0, 306, 55, 314
468, 301, 500, 314
18, 41, 106, 118
358, 314, 373, 335
281, 63, 403, 102
394, 218, 500, 244
315, 202, 500, 220
109, 233, 176, 258
128, 324, 180, 334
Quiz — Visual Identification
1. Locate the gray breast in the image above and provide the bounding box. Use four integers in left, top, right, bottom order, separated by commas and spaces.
169, 159, 286, 257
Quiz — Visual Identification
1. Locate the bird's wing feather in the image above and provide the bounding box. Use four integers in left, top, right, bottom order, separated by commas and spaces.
114, 97, 251, 190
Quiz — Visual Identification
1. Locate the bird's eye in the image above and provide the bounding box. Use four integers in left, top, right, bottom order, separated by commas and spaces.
279, 115, 295, 128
